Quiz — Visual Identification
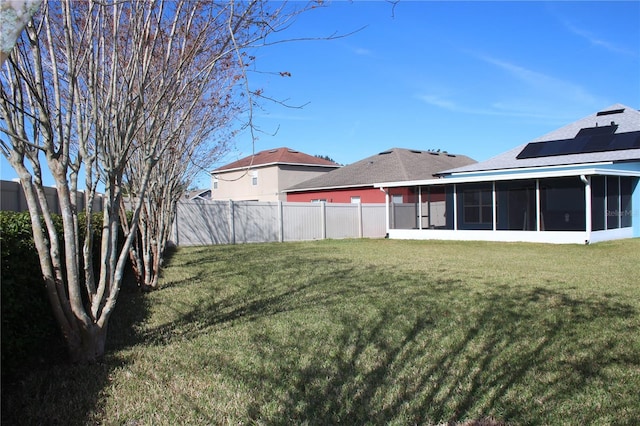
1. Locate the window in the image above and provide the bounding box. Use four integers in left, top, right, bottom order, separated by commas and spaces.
311, 199, 327, 203
351, 196, 361, 204
392, 195, 403, 204
251, 171, 258, 186
213, 175, 219, 190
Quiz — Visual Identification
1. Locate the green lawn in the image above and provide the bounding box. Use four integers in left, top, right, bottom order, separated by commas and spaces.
4, 239, 640, 425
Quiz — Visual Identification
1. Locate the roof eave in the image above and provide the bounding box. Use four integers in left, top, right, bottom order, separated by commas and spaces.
284, 183, 374, 193
375, 162, 640, 188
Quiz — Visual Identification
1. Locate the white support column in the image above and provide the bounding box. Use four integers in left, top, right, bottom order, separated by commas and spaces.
382, 188, 390, 235
417, 186, 422, 230
453, 184, 458, 231
492, 181, 497, 231
535, 180, 541, 232
582, 175, 592, 243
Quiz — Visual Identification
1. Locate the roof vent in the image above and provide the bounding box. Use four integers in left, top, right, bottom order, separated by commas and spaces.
379, 150, 392, 155
268, 149, 278, 153
447, 154, 456, 157
287, 149, 299, 153
429, 151, 439, 156
596, 108, 625, 116
410, 149, 422, 154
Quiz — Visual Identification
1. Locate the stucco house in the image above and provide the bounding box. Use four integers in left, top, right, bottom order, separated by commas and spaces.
285, 148, 476, 204
210, 147, 340, 202
375, 104, 640, 244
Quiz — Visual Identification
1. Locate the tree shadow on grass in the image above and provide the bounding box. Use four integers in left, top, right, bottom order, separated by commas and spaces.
0, 269, 151, 426
240, 284, 638, 425
126, 248, 640, 425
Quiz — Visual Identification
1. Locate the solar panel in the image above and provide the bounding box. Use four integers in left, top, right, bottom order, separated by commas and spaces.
596, 108, 625, 116
575, 124, 617, 137
516, 130, 640, 159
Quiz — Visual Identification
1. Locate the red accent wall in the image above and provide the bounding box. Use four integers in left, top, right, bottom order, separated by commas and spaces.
286, 186, 411, 203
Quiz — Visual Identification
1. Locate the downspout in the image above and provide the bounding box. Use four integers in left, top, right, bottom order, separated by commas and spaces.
581, 175, 591, 245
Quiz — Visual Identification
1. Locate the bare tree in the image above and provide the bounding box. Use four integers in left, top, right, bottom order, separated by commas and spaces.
0, 0, 42, 64
0, 0, 315, 363
121, 1, 325, 291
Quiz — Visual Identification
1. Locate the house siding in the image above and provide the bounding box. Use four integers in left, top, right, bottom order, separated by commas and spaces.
286, 187, 412, 204
212, 164, 337, 202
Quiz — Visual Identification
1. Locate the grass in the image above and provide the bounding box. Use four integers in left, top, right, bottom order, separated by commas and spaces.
3, 238, 640, 425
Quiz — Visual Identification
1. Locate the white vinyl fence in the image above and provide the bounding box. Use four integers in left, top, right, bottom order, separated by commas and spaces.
172, 200, 387, 246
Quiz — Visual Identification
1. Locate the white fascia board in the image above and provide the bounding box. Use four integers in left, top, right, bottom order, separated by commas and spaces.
375, 164, 640, 188
284, 183, 373, 194
442, 161, 614, 178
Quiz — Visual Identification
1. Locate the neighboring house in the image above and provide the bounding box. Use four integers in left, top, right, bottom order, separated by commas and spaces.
285, 148, 476, 204
210, 147, 340, 202
375, 104, 640, 244
183, 189, 211, 201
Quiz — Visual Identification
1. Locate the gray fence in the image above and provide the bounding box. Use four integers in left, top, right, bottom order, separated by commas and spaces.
0, 179, 103, 213
172, 200, 387, 246
1, 181, 387, 245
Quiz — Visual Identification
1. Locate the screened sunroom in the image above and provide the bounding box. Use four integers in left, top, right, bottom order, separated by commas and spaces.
378, 169, 639, 244
377, 104, 640, 244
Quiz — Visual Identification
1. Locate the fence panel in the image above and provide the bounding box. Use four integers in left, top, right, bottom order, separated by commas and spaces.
1, 179, 103, 213
282, 202, 323, 241
326, 203, 359, 239
363, 204, 388, 237
173, 200, 231, 246
233, 201, 279, 243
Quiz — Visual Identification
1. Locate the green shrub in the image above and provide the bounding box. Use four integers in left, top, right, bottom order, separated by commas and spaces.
0, 210, 130, 379
0, 211, 63, 378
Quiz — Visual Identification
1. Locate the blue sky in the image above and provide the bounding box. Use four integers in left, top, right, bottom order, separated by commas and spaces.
2, 1, 639, 188
217, 0, 639, 182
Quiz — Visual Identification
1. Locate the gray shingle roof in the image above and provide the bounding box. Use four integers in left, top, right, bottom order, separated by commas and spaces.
440, 104, 640, 175
286, 148, 476, 192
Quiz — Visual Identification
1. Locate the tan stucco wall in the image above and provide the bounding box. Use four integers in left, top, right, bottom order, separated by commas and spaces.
211, 164, 337, 202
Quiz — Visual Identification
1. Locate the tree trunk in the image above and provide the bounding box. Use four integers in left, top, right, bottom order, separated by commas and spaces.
67, 323, 107, 364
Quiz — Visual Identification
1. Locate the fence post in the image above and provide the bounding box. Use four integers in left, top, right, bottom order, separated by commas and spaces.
228, 199, 235, 244
321, 201, 326, 240
358, 202, 363, 238
173, 202, 180, 247
278, 200, 284, 242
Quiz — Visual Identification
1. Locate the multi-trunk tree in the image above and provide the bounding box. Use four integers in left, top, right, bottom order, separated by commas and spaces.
0, 0, 312, 363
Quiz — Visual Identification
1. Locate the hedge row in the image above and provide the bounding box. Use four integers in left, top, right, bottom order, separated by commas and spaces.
0, 211, 115, 379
